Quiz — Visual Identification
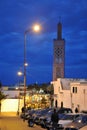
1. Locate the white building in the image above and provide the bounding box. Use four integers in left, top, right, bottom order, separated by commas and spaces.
1, 86, 50, 113
51, 78, 87, 112
1, 86, 24, 113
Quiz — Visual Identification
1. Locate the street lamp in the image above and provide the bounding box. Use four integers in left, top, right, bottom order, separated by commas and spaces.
17, 71, 23, 115
23, 24, 41, 112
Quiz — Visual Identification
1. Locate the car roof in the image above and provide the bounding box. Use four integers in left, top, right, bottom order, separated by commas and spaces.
64, 113, 82, 115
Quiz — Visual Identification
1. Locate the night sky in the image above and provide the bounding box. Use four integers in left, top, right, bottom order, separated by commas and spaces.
0, 0, 87, 85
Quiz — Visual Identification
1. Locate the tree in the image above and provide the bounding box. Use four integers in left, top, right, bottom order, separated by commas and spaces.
41, 97, 47, 108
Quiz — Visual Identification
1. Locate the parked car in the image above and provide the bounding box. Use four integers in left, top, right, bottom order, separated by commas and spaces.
27, 108, 52, 126
20, 109, 36, 120
41, 107, 73, 129
27, 109, 42, 124
58, 113, 82, 129
39, 109, 53, 128
46, 113, 81, 130
64, 114, 87, 130
34, 108, 52, 125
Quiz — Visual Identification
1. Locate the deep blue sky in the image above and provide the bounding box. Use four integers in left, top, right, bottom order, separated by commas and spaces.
0, 0, 87, 85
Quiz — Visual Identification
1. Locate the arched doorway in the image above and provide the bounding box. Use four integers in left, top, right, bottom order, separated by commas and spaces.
61, 101, 63, 108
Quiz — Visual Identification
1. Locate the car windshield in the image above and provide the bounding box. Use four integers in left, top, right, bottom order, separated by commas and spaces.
58, 108, 72, 114
61, 115, 74, 120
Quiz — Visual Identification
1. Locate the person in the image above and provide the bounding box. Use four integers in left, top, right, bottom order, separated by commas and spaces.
21, 106, 25, 113
51, 108, 59, 129
75, 107, 79, 113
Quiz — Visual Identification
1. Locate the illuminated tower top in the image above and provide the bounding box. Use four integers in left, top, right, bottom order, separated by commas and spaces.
57, 22, 62, 40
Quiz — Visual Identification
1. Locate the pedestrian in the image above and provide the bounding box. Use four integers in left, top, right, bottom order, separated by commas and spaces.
51, 108, 59, 129
75, 107, 79, 113
21, 106, 25, 113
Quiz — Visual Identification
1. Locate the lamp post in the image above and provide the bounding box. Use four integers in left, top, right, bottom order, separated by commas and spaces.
17, 71, 23, 115
23, 24, 41, 112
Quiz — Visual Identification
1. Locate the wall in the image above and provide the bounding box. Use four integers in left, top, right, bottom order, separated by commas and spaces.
71, 83, 87, 111
1, 99, 23, 112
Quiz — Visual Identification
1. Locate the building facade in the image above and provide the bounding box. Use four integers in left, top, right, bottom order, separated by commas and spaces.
51, 78, 87, 112
53, 22, 65, 81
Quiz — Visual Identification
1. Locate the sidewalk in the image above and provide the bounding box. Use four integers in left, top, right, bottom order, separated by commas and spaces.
0, 114, 31, 130
0, 113, 44, 130
0, 112, 19, 117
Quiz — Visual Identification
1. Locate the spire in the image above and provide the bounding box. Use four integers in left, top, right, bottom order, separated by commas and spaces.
57, 17, 62, 40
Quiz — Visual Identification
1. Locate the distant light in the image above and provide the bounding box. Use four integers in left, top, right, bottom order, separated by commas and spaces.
24, 63, 28, 66
17, 71, 23, 76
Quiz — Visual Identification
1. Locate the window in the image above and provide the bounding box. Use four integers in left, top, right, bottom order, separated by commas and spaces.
72, 87, 77, 93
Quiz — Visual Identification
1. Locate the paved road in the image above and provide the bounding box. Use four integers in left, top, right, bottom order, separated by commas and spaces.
0, 116, 44, 130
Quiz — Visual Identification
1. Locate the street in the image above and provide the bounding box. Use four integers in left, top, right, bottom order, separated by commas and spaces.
0, 115, 44, 130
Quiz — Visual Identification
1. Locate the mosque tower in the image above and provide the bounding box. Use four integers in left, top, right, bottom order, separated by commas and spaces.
53, 22, 65, 81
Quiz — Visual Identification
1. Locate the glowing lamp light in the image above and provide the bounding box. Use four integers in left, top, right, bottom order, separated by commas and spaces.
17, 71, 23, 76
24, 63, 28, 66
33, 24, 41, 32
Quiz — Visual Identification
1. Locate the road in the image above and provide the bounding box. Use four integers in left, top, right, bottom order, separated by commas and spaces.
0, 116, 44, 130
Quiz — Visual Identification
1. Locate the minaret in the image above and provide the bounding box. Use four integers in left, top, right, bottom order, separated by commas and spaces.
53, 22, 65, 81
57, 22, 62, 40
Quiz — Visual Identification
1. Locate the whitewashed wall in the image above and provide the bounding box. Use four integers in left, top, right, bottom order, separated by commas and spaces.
1, 99, 23, 112
52, 78, 87, 112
